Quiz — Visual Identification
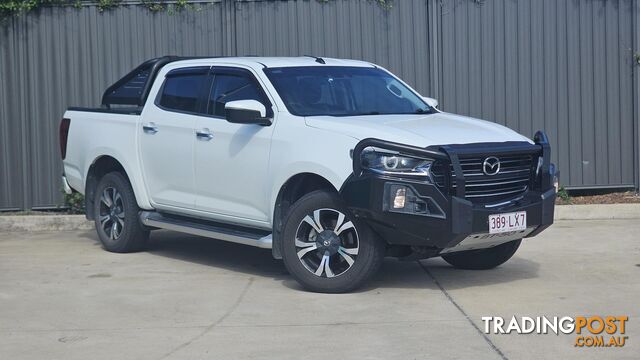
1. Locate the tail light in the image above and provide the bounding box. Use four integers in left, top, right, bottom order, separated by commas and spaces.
59, 118, 71, 159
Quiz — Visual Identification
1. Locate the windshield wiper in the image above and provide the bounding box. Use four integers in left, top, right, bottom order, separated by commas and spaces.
351, 111, 381, 116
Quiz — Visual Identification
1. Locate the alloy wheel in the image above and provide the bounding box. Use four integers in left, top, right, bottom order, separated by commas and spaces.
98, 187, 125, 241
294, 208, 359, 278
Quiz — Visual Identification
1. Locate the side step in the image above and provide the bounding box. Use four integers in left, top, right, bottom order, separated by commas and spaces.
139, 211, 272, 249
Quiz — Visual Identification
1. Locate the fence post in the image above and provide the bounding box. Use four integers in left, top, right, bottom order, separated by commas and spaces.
634, 1, 640, 191
223, 0, 237, 55
428, 0, 441, 102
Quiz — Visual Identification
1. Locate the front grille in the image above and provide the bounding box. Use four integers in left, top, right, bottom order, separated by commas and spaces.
432, 154, 535, 204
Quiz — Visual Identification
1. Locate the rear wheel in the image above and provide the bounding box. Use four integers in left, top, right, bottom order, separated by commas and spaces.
94, 172, 149, 253
441, 240, 521, 270
281, 190, 384, 293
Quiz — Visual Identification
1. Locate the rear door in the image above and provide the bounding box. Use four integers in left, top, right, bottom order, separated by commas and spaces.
194, 67, 275, 223
139, 67, 211, 209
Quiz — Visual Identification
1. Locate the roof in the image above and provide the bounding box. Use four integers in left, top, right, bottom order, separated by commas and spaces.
101, 56, 377, 108
170, 56, 377, 69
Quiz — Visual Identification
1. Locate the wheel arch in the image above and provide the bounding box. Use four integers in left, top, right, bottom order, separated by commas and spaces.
84, 155, 136, 220
271, 172, 339, 259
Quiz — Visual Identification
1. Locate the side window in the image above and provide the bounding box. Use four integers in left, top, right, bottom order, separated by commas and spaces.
208, 73, 265, 117
159, 73, 208, 113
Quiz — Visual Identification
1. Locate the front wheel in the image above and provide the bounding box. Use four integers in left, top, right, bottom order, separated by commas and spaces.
441, 239, 521, 270
281, 190, 384, 293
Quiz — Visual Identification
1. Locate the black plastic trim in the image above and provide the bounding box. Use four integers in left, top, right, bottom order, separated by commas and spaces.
67, 107, 142, 115
166, 66, 210, 77
225, 108, 272, 126
154, 211, 271, 237
534, 130, 553, 190
381, 182, 446, 219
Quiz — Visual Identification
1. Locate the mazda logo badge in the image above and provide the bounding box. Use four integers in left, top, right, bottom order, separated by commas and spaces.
483, 157, 501, 176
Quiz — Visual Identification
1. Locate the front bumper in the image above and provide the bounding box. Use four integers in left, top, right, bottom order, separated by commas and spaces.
340, 132, 556, 251
341, 175, 555, 249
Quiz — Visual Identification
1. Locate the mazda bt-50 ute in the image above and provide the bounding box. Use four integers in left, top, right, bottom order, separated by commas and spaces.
60, 56, 557, 293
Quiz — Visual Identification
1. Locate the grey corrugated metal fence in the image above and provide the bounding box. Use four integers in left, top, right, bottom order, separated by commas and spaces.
437, 0, 639, 190
0, 0, 638, 210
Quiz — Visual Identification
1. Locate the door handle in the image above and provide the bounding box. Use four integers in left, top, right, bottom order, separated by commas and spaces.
196, 128, 214, 141
142, 122, 158, 134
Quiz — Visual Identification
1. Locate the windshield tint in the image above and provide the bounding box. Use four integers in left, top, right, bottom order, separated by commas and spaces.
264, 66, 434, 117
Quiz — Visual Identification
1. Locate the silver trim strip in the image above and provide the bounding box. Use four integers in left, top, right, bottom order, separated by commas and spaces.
440, 227, 535, 254
483, 195, 525, 208
464, 178, 529, 187
458, 159, 531, 166
451, 168, 531, 177
465, 186, 528, 198
140, 211, 272, 249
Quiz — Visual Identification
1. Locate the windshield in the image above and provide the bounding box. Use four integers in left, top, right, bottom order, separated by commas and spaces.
264, 66, 435, 117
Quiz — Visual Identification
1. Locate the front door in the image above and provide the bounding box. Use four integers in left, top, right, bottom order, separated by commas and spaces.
194, 67, 275, 223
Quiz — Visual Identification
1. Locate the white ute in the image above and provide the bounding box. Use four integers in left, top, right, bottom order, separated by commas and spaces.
61, 56, 557, 293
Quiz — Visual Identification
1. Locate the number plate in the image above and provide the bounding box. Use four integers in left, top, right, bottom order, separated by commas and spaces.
488, 211, 527, 234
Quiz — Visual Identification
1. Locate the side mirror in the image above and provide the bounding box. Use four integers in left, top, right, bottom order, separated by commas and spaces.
224, 100, 271, 126
422, 96, 438, 109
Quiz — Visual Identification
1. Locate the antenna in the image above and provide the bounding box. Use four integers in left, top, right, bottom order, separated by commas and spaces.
303, 55, 326, 64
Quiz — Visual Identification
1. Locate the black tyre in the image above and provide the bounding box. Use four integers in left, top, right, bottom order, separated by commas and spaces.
441, 239, 521, 270
281, 190, 384, 293
94, 172, 149, 253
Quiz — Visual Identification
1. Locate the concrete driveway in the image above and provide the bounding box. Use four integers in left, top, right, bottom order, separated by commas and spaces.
0, 219, 638, 360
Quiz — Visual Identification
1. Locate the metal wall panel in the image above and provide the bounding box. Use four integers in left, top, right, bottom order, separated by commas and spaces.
0, 3, 228, 210
0, 0, 638, 210
634, 0, 640, 190
438, 0, 638, 189
233, 0, 432, 94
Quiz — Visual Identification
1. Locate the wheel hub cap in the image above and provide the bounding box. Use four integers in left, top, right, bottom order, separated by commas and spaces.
316, 230, 340, 255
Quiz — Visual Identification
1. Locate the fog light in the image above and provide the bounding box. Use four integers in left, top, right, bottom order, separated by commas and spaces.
384, 184, 444, 218
393, 188, 406, 209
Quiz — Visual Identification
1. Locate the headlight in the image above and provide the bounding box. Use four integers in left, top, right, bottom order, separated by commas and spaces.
361, 147, 434, 179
